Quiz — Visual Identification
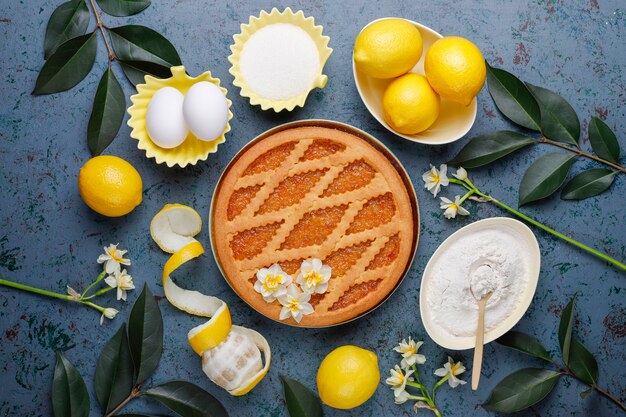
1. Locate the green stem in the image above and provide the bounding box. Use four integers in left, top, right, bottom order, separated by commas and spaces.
458, 189, 475, 204
432, 375, 449, 402
0, 279, 73, 301
406, 381, 428, 391
473, 190, 626, 271
411, 365, 432, 401
537, 137, 626, 174
0, 279, 111, 316
81, 270, 106, 298
82, 286, 114, 300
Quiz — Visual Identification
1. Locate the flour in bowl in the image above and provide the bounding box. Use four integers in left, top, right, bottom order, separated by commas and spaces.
425, 227, 530, 337
240, 23, 320, 100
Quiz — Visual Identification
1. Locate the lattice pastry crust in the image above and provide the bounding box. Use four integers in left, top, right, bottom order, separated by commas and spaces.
212, 126, 415, 326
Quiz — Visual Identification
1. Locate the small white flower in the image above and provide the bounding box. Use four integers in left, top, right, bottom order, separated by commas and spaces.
385, 365, 415, 397
97, 243, 131, 274
100, 308, 119, 325
393, 337, 426, 368
278, 284, 314, 323
439, 195, 470, 219
422, 164, 449, 197
254, 264, 292, 302
434, 356, 466, 388
394, 389, 411, 404
105, 268, 135, 301
453, 167, 468, 181
296, 258, 332, 294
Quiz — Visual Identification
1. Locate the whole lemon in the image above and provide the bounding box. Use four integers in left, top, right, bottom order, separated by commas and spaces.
354, 19, 423, 79
382, 73, 440, 135
78, 155, 143, 217
316, 345, 380, 409
424, 36, 486, 106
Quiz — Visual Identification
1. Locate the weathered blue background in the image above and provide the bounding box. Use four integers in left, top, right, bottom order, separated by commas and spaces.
1, 1, 624, 416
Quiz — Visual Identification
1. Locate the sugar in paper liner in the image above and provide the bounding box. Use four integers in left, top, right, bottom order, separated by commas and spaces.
228, 7, 333, 112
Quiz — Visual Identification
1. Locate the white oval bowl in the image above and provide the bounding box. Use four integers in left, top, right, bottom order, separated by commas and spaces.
352, 18, 477, 145
419, 217, 541, 350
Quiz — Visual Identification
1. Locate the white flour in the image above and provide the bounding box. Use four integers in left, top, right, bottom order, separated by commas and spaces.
425, 227, 529, 337
240, 23, 320, 100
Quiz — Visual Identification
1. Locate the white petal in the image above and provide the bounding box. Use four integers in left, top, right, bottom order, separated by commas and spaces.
104, 276, 117, 288
457, 205, 470, 216
300, 303, 314, 314
256, 268, 268, 280
439, 196, 453, 206
434, 368, 448, 377
310, 258, 322, 271
300, 260, 312, 272
292, 310, 303, 323
279, 307, 291, 320
315, 282, 329, 294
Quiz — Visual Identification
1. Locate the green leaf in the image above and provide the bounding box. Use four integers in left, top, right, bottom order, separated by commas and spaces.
561, 168, 617, 200
145, 381, 229, 417
95, 324, 135, 414
486, 63, 541, 131
526, 83, 580, 145
588, 117, 620, 163
88, 68, 126, 156
33, 32, 97, 95
44, 0, 90, 59
281, 375, 324, 417
96, 0, 151, 17
448, 131, 534, 168
558, 295, 576, 365
52, 352, 90, 417
482, 368, 562, 413
569, 340, 599, 385
519, 152, 575, 206
496, 331, 552, 362
119, 60, 173, 86
128, 284, 163, 384
109, 25, 182, 68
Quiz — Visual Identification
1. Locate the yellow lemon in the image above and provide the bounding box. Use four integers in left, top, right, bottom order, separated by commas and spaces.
424, 36, 486, 106
354, 19, 423, 79
316, 345, 380, 409
78, 155, 143, 217
382, 73, 440, 135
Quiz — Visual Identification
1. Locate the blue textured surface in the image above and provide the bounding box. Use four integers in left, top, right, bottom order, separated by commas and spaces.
1, 1, 625, 416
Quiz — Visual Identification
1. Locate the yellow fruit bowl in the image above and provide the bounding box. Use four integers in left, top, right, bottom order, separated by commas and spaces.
353, 18, 477, 145
127, 66, 233, 168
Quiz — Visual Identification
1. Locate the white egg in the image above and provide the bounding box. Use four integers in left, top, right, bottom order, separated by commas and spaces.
146, 86, 188, 149
183, 82, 229, 142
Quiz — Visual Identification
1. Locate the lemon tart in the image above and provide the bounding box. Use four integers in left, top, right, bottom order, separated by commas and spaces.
211, 122, 418, 327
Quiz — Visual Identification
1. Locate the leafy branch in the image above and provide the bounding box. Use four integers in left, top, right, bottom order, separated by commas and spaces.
423, 165, 626, 271
34, 0, 182, 155
52, 284, 229, 417
449, 62, 623, 204
482, 294, 626, 414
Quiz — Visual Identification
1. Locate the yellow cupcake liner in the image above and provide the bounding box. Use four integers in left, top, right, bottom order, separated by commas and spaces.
228, 7, 333, 112
127, 66, 233, 168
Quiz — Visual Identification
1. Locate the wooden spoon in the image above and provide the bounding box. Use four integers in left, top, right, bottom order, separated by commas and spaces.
471, 290, 493, 390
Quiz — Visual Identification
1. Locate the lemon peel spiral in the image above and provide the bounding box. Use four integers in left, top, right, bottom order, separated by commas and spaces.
150, 204, 271, 396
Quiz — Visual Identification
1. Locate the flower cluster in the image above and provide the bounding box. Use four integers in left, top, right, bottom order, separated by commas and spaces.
98, 244, 135, 301
385, 337, 466, 416
422, 164, 471, 219
253, 258, 331, 323
0, 243, 136, 325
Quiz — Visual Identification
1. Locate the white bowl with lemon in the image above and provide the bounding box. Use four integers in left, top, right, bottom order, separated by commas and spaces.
353, 18, 483, 145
